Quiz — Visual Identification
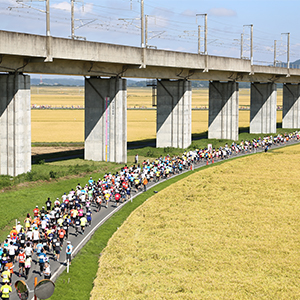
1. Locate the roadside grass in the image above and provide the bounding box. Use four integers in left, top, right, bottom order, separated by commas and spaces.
90, 144, 300, 299
1, 126, 299, 191
0, 160, 118, 190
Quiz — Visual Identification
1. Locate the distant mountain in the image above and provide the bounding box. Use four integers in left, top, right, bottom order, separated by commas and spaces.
31, 77, 84, 86
30, 78, 252, 88
274, 59, 300, 68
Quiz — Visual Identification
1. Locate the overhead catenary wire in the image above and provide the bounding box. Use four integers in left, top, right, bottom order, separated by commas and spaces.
1, 0, 300, 65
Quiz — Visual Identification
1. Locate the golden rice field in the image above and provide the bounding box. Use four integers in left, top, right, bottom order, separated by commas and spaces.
30, 86, 283, 142
31, 86, 284, 108
91, 144, 300, 300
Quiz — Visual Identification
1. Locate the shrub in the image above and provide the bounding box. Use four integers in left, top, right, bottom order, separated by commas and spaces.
49, 171, 57, 179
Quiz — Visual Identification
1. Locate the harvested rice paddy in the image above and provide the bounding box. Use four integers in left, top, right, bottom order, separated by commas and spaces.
31, 87, 283, 143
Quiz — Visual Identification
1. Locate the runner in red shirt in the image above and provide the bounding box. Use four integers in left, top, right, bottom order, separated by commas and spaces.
115, 192, 121, 206
58, 228, 66, 246
33, 205, 39, 217
18, 249, 26, 277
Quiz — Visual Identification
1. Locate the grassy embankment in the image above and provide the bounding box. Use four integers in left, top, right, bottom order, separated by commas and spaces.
1, 126, 296, 191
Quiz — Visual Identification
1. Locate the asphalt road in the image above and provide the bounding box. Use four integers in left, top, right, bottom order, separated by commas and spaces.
7, 138, 300, 300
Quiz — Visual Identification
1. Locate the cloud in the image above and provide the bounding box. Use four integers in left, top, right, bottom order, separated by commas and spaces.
208, 8, 237, 17
51, 1, 71, 11
51, 1, 93, 14
181, 9, 197, 18
149, 7, 174, 28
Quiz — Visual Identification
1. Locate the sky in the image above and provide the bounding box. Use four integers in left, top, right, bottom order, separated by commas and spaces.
1, 0, 300, 78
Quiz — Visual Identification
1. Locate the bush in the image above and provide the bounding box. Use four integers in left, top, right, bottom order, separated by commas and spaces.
0, 176, 13, 189
37, 159, 45, 165
49, 170, 57, 179
146, 150, 154, 157
25, 171, 36, 181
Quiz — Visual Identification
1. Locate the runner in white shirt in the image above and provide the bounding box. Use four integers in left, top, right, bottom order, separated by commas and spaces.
24, 242, 33, 258
16, 221, 23, 233
26, 229, 33, 241
41, 218, 48, 230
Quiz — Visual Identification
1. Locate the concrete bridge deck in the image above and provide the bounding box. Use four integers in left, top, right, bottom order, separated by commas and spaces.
0, 30, 299, 83
1, 30, 300, 176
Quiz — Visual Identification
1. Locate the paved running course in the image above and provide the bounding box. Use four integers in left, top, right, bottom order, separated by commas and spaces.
8, 138, 300, 300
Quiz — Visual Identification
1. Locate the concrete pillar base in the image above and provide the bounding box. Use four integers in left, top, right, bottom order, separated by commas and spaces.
156, 79, 191, 149
0, 73, 31, 176
85, 77, 127, 163
250, 83, 277, 134
282, 83, 300, 128
208, 81, 239, 141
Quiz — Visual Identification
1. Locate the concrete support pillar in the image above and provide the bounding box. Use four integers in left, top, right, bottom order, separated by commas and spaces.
156, 79, 191, 148
0, 73, 31, 176
250, 83, 277, 134
85, 77, 127, 163
208, 81, 239, 141
282, 83, 300, 128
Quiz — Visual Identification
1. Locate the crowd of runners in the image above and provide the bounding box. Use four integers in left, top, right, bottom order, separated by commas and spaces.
0, 131, 299, 298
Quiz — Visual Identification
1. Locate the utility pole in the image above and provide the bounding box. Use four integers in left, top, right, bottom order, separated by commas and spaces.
250, 24, 253, 65
45, 0, 50, 36
15, 0, 52, 61
198, 25, 201, 54
44, 0, 52, 61
204, 13, 207, 55
71, 0, 75, 39
281, 32, 290, 69
141, 0, 145, 48
240, 33, 243, 59
243, 24, 253, 64
287, 32, 290, 69
196, 13, 207, 54
145, 14, 148, 47
274, 40, 277, 67
140, 0, 146, 68
144, 15, 164, 49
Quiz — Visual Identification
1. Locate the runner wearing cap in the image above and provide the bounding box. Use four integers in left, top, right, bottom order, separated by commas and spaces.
66, 241, 73, 265
86, 209, 92, 227
33, 206, 39, 217
15, 221, 23, 234
43, 262, 51, 279
54, 198, 60, 207
18, 249, 26, 277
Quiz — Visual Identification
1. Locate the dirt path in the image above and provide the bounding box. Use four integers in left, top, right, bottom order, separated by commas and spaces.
31, 146, 84, 155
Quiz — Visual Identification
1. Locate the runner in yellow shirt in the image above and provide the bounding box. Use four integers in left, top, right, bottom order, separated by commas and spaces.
1, 267, 11, 284
104, 193, 110, 208
0, 282, 12, 299
80, 214, 88, 234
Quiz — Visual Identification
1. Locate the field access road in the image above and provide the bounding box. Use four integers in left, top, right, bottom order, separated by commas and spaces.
8, 137, 300, 300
